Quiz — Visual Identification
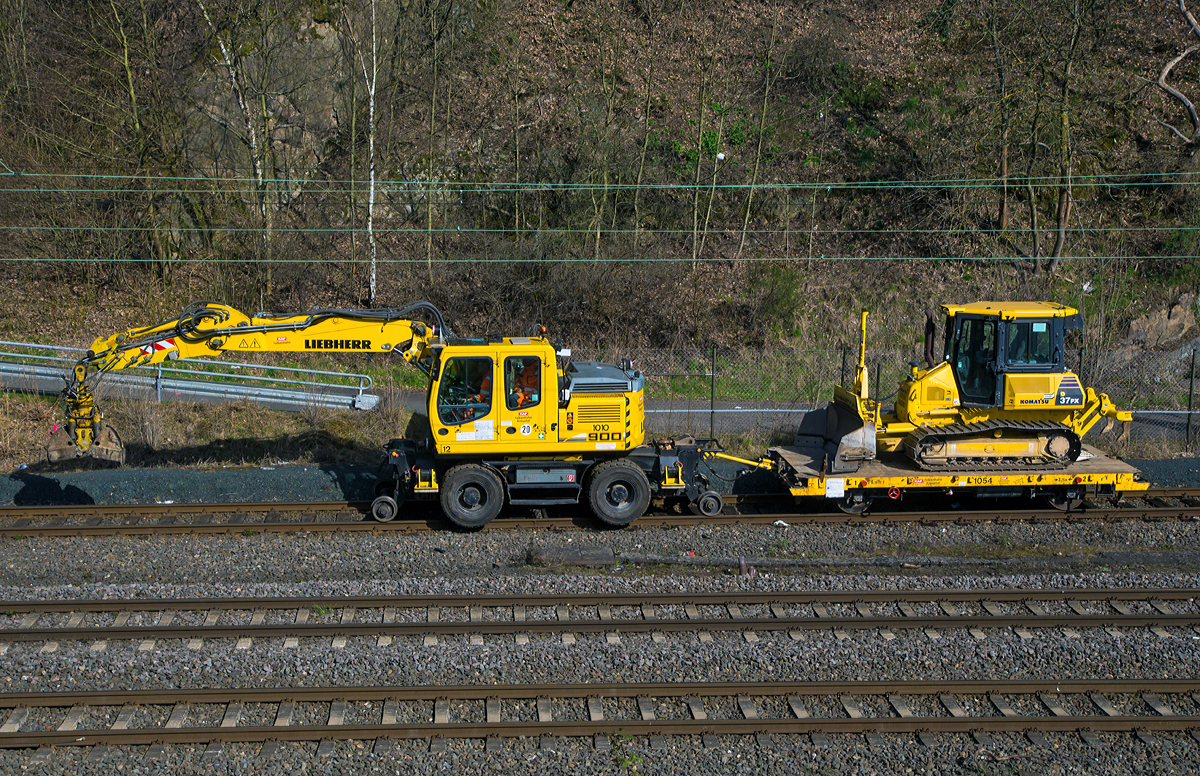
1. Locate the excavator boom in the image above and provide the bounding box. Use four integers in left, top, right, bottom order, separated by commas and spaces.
48, 301, 448, 463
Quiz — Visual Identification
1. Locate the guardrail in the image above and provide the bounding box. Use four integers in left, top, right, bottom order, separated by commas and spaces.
0, 342, 377, 412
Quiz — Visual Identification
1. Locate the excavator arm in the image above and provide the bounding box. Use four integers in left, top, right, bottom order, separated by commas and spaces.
48, 301, 450, 464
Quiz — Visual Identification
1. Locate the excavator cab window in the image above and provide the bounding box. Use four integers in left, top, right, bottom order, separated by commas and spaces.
505, 356, 541, 410
951, 316, 998, 405
437, 356, 493, 425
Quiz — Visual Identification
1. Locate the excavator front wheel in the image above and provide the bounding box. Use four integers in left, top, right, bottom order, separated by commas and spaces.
441, 464, 505, 529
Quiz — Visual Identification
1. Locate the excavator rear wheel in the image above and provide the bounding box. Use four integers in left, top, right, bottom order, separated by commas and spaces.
441, 464, 505, 529
588, 459, 651, 526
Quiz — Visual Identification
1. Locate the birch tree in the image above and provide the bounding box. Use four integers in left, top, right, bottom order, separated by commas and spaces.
340, 0, 380, 305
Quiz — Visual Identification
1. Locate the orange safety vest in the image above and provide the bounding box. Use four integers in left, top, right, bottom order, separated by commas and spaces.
514, 365, 539, 406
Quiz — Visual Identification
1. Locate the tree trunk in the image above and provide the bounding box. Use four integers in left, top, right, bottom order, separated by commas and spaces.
736, 5, 779, 264
1049, 0, 1083, 268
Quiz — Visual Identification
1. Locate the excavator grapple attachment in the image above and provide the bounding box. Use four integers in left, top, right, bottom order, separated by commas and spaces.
90, 424, 126, 464
46, 422, 125, 464
46, 426, 78, 463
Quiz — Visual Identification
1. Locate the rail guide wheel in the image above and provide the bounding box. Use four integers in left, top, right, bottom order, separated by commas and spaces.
695, 490, 724, 517
441, 464, 505, 529
837, 491, 872, 515
370, 495, 399, 522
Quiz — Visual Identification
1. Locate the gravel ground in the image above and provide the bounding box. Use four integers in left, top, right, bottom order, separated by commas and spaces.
2, 515, 1200, 587
2, 458, 1199, 773
5, 456, 1191, 508
0, 571, 1198, 773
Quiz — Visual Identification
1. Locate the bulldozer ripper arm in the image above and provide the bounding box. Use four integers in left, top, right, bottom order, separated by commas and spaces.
51, 301, 448, 462
1074, 388, 1133, 439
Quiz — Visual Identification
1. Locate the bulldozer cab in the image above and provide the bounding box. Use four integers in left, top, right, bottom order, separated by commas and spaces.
941, 302, 1082, 408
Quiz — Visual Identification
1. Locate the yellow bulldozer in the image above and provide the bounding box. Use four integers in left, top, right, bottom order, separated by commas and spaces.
798, 301, 1132, 475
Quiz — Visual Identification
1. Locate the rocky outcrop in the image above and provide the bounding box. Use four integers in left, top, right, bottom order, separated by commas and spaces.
1123, 293, 1197, 350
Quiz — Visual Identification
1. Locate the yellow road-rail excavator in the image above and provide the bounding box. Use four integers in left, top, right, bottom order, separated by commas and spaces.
797, 302, 1132, 476
48, 301, 734, 527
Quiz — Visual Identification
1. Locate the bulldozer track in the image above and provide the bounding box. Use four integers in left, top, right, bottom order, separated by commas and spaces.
904, 420, 1082, 472
0, 488, 1197, 536
2, 680, 1199, 755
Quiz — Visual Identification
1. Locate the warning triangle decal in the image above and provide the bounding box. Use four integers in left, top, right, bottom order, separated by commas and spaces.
238, 338, 262, 349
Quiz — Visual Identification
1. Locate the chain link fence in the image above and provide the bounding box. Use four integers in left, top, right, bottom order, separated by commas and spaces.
571, 346, 1200, 454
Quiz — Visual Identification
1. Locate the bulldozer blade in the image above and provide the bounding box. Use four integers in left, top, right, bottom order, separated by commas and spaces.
91, 424, 126, 464
46, 427, 80, 462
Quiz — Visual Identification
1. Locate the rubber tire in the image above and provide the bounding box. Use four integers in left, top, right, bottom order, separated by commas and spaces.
440, 464, 505, 529
370, 495, 398, 522
588, 459, 652, 526
696, 490, 724, 517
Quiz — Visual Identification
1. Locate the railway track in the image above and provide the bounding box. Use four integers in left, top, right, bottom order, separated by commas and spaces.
3, 589, 1198, 651
0, 487, 1198, 537
2, 680, 1199, 758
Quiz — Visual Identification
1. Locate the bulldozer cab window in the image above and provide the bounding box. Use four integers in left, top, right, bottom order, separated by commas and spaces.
1005, 321, 1053, 367
505, 356, 541, 410
437, 356, 492, 425
952, 317, 997, 404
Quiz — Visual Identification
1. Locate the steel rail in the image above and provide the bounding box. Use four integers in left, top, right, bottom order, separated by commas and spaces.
2, 681, 1199, 749
2, 614, 1199, 643
2, 589, 1196, 643
6, 717, 1200, 748
1, 502, 1198, 538
2, 587, 1196, 612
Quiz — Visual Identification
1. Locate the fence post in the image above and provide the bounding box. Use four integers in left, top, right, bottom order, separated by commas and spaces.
710, 345, 717, 440
1188, 348, 1196, 450
156, 364, 163, 404
840, 347, 848, 387
1077, 346, 1085, 383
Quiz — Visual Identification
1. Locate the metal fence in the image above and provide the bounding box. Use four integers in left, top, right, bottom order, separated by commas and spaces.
0, 341, 376, 412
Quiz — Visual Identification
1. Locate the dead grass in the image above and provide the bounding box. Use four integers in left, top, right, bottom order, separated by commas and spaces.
1, 390, 409, 473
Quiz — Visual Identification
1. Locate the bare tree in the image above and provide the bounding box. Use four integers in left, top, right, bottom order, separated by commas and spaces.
735, 4, 782, 263
1047, 0, 1092, 271
983, 0, 1012, 231
1153, 0, 1200, 144
339, 0, 380, 305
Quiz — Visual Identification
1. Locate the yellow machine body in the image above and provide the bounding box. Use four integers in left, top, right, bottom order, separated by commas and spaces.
810, 303, 1131, 473
425, 337, 644, 458
49, 302, 646, 462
